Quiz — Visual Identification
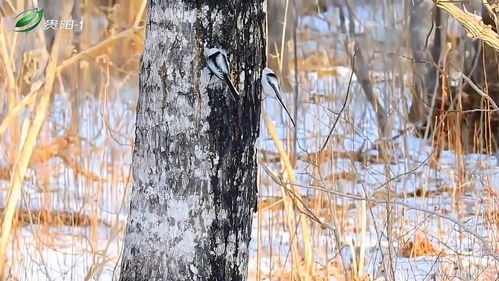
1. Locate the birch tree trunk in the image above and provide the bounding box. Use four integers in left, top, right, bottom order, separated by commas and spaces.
119, 1, 265, 280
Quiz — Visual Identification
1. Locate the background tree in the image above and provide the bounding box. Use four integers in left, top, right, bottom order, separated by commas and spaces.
119, 1, 265, 280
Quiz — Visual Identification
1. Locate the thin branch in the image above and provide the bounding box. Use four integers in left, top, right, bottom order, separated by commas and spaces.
56, 25, 144, 72
320, 49, 356, 153
0, 81, 43, 139
459, 72, 499, 111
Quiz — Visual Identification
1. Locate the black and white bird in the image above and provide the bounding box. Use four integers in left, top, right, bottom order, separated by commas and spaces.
204, 47, 240, 100
261, 67, 296, 127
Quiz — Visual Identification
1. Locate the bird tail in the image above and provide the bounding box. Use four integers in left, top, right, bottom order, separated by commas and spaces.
223, 74, 240, 101
282, 104, 296, 127
275, 94, 296, 127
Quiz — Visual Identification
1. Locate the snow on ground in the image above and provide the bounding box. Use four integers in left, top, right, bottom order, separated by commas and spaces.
6, 66, 498, 280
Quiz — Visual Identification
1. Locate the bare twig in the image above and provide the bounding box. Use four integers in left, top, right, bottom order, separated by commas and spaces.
320, 49, 356, 153
0, 81, 43, 139
56, 25, 144, 72
459, 72, 499, 111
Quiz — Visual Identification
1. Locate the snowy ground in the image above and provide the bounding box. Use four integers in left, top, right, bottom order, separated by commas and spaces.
7, 69, 499, 280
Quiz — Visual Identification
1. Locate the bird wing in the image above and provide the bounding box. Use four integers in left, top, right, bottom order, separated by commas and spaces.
216, 52, 231, 74
267, 75, 281, 96
208, 52, 224, 80
267, 75, 296, 127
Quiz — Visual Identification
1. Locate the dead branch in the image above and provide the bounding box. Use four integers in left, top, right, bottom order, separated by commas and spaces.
5, 208, 97, 227
300, 149, 386, 164
0, 135, 102, 182
437, 0, 499, 51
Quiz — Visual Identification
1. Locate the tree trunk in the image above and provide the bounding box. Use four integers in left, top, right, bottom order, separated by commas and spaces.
119, 1, 265, 280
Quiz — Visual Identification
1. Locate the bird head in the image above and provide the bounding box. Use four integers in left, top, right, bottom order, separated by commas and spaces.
262, 67, 274, 76
204, 47, 221, 58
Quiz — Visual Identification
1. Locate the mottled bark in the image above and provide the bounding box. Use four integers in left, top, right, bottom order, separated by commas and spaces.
119, 1, 265, 280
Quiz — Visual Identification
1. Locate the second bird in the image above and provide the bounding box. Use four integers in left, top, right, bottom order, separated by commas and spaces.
261, 67, 296, 127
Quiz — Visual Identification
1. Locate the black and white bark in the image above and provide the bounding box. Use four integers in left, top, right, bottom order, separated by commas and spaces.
119, 1, 265, 280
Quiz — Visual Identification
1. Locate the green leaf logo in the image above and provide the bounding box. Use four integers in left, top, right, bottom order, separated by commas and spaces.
13, 8, 44, 32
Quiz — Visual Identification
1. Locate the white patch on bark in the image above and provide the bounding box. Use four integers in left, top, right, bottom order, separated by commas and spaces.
238, 71, 246, 96
175, 228, 197, 258
200, 5, 224, 33
164, 96, 197, 135
169, 198, 191, 222
189, 264, 199, 276
193, 145, 212, 180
